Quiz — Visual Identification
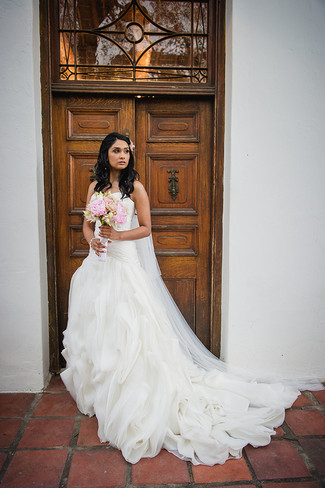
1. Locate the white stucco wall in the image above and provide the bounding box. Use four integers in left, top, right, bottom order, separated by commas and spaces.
222, 0, 325, 380
0, 0, 49, 391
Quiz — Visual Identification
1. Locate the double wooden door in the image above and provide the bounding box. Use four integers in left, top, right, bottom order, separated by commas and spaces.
53, 94, 213, 366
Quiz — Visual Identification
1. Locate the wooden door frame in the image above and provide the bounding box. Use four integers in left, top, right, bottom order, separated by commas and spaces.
40, 0, 226, 372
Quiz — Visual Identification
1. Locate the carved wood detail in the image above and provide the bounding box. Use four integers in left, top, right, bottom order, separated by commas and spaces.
67, 107, 120, 139
69, 225, 88, 257
68, 152, 98, 213
158, 122, 188, 132
152, 225, 198, 256
147, 111, 199, 142
147, 153, 198, 215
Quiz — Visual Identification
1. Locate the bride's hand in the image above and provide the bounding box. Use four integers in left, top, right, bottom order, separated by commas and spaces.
99, 225, 120, 241
90, 238, 107, 256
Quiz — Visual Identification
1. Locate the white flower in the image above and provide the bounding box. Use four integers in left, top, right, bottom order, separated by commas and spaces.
129, 140, 135, 151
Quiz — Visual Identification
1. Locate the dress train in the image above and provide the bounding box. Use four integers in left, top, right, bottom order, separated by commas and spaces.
61, 193, 316, 465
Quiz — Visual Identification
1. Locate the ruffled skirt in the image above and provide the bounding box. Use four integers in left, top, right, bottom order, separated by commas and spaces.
61, 240, 299, 465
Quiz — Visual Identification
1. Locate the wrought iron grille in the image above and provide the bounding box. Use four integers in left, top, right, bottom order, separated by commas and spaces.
58, 0, 209, 83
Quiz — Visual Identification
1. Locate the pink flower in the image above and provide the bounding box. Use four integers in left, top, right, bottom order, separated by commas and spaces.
104, 196, 115, 209
89, 199, 106, 217
84, 191, 128, 228
113, 202, 127, 225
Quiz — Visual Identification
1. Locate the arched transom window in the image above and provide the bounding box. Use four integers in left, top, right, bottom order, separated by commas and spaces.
57, 0, 210, 83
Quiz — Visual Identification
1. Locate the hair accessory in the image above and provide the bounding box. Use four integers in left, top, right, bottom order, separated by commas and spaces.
129, 140, 135, 151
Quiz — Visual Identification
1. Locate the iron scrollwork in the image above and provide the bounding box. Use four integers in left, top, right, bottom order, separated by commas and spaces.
58, 0, 208, 83
167, 169, 179, 201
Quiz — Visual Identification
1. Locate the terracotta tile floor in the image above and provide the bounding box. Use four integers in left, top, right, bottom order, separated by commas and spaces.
0, 375, 324, 488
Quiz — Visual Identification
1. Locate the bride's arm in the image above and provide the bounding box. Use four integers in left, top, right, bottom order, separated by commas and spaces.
99, 181, 151, 241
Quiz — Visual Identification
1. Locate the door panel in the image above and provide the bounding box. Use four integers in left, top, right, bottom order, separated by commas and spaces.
53, 95, 213, 365
135, 98, 213, 345
148, 153, 198, 214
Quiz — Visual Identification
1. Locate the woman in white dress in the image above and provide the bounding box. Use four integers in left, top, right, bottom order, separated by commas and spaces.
61, 132, 319, 466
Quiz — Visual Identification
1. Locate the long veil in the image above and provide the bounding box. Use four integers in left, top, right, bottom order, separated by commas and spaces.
132, 215, 323, 392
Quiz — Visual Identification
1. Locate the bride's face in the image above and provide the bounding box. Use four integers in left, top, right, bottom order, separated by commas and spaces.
108, 140, 130, 171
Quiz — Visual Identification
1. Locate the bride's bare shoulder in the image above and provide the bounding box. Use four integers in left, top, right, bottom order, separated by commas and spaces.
133, 181, 147, 197
88, 180, 97, 191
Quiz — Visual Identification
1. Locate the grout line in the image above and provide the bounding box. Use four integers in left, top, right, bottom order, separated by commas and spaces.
58, 448, 74, 488
58, 410, 83, 488
70, 411, 83, 447
127, 482, 256, 488
129, 484, 191, 488
0, 392, 42, 484
125, 461, 132, 487
43, 390, 71, 394
0, 416, 33, 420
289, 405, 325, 413
19, 415, 77, 419
187, 461, 194, 484
261, 476, 322, 488
304, 390, 323, 406
282, 420, 298, 439
14, 446, 74, 451
292, 438, 321, 480
258, 476, 321, 484
13, 445, 118, 452
275, 420, 324, 485
242, 448, 262, 488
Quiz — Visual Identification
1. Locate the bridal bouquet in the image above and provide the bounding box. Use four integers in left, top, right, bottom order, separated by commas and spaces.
84, 191, 128, 261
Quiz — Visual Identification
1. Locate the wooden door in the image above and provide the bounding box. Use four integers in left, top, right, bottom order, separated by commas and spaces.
53, 94, 213, 366
53, 95, 135, 365
135, 98, 213, 346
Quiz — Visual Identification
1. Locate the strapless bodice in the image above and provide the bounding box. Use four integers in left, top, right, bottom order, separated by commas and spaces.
90, 192, 139, 265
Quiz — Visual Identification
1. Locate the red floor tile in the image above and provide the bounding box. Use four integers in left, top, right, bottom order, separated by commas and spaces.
192, 456, 252, 483
18, 417, 74, 448
45, 374, 67, 393
285, 410, 325, 435
312, 389, 325, 405
33, 392, 77, 417
292, 393, 313, 407
261, 483, 320, 488
0, 419, 21, 448
0, 394, 35, 418
245, 440, 311, 480
0, 451, 8, 470
299, 439, 325, 476
1, 449, 67, 488
77, 416, 108, 446
67, 449, 126, 488
132, 449, 190, 485
274, 426, 285, 438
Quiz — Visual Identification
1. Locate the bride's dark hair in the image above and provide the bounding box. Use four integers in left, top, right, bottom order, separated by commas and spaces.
94, 132, 139, 197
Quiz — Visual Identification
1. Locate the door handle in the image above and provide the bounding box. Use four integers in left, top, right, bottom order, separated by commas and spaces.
167, 169, 179, 200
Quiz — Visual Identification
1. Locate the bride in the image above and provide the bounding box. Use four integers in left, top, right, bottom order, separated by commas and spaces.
61, 132, 319, 466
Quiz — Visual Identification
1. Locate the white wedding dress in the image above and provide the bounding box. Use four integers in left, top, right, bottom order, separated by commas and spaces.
61, 193, 308, 466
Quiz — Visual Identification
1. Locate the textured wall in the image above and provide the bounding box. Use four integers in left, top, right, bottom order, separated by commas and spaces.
0, 0, 49, 391
222, 0, 325, 380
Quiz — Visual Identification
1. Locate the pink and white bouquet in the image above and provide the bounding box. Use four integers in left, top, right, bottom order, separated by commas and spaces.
84, 191, 128, 260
